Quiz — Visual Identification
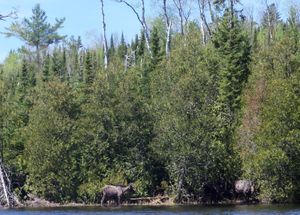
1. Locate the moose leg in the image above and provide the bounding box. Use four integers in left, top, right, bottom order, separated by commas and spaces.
117, 195, 121, 206
101, 194, 106, 206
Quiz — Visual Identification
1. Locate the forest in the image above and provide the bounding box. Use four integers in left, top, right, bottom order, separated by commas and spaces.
0, 0, 299, 205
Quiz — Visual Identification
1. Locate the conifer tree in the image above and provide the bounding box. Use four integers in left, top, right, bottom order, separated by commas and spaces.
212, 10, 251, 115
42, 53, 51, 82
51, 49, 61, 80
262, 3, 281, 45
150, 26, 161, 66
287, 6, 300, 53
211, 8, 251, 195
117, 33, 127, 59
84, 51, 94, 85
137, 31, 146, 63
61, 48, 67, 82
4, 4, 66, 70
108, 34, 115, 59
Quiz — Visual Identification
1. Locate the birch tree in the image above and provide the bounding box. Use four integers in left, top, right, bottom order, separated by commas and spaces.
163, 0, 172, 58
262, 1, 281, 45
196, 0, 212, 44
100, 0, 109, 69
172, 0, 192, 35
117, 0, 152, 57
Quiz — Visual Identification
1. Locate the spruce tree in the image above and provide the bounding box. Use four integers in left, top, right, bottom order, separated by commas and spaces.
108, 34, 115, 59
117, 33, 127, 60
137, 30, 146, 62
211, 9, 251, 194
212, 10, 251, 115
42, 53, 51, 82
150, 26, 161, 66
51, 49, 61, 80
84, 50, 94, 85
61, 48, 67, 82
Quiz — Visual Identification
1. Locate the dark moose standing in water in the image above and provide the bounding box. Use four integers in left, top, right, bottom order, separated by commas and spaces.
101, 184, 134, 206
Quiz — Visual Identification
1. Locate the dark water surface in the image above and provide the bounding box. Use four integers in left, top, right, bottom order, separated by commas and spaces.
1, 205, 300, 215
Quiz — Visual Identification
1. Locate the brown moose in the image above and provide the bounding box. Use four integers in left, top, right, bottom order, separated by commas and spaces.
234, 179, 255, 202
101, 183, 134, 206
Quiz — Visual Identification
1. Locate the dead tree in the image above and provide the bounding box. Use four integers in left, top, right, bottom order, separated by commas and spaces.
173, 0, 184, 35
197, 0, 212, 44
100, 0, 108, 69
172, 0, 192, 36
117, 0, 152, 57
163, 0, 172, 58
0, 162, 14, 207
207, 0, 216, 24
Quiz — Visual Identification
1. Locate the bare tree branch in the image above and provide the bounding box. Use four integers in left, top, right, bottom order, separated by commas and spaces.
197, 0, 212, 44
173, 0, 185, 35
0, 9, 17, 21
117, 0, 152, 57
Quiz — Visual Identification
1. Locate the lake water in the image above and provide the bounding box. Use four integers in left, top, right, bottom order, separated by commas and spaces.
1, 205, 300, 215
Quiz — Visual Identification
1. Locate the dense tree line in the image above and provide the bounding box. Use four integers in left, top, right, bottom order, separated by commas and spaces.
0, 1, 299, 204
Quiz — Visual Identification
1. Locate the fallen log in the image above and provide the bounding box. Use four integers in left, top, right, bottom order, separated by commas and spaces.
129, 196, 170, 204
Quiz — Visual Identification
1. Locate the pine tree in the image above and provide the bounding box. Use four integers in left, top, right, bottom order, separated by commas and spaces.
117, 33, 127, 60
84, 50, 94, 85
4, 4, 66, 70
137, 30, 146, 61
42, 53, 51, 82
150, 26, 161, 66
212, 10, 251, 115
131, 34, 139, 51
61, 48, 67, 82
108, 34, 115, 59
287, 6, 300, 53
51, 49, 61, 80
211, 9, 251, 196
18, 59, 36, 91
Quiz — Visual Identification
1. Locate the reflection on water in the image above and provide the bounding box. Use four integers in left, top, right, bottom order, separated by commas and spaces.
1, 204, 300, 215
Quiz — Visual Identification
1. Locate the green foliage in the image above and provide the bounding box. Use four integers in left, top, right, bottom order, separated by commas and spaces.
240, 13, 300, 202
84, 51, 95, 85
2, 51, 22, 81
251, 77, 300, 202
212, 11, 251, 114
1, 2, 300, 204
150, 25, 239, 200
25, 82, 81, 201
150, 26, 162, 66
4, 4, 65, 50
117, 33, 127, 59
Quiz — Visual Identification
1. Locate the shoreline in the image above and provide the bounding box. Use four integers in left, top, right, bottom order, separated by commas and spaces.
8, 198, 291, 209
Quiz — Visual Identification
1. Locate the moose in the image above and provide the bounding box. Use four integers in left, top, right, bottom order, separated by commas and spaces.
234, 179, 256, 202
101, 183, 134, 206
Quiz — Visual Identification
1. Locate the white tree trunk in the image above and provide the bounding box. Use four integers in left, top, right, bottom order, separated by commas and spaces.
0, 164, 10, 207
118, 0, 152, 57
197, 0, 211, 44
173, 0, 185, 35
163, 0, 172, 58
100, 0, 108, 69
